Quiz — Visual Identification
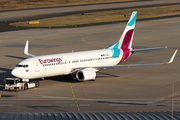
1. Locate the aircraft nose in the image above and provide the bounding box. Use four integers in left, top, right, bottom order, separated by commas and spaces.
11, 69, 19, 77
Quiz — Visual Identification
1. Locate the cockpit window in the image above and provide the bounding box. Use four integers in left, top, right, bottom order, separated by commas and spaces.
16, 64, 28, 68
23, 65, 28, 68
16, 65, 23, 67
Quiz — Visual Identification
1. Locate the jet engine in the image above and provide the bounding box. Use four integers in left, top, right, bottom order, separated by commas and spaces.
76, 68, 96, 81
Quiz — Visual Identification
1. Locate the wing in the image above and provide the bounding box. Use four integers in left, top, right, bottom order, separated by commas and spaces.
24, 41, 37, 57
71, 50, 177, 73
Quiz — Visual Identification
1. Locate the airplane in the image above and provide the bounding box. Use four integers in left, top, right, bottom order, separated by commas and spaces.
11, 11, 178, 82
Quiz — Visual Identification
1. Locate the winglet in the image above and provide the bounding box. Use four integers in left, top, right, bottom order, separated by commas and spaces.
23, 40, 36, 57
168, 49, 178, 64
24, 40, 29, 55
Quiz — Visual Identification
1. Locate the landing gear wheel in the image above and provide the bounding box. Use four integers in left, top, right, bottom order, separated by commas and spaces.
35, 81, 40, 87
24, 84, 28, 90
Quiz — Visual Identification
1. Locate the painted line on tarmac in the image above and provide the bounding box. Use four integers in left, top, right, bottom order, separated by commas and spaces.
165, 21, 180, 24
81, 82, 89, 99
82, 38, 107, 48
69, 81, 80, 111
32, 104, 52, 107
0, 101, 16, 103
109, 104, 128, 106
0, 104, 13, 106
3, 92, 180, 101
71, 104, 90, 107
98, 100, 180, 107
54, 101, 73, 103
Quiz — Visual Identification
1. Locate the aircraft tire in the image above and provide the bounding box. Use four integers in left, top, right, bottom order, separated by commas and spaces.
35, 81, 40, 87
24, 84, 28, 90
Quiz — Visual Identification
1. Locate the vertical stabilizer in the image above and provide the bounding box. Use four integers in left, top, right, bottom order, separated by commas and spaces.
109, 11, 137, 49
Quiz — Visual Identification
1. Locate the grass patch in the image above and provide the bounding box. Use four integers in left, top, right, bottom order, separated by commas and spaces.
0, 0, 135, 11
9, 5, 180, 27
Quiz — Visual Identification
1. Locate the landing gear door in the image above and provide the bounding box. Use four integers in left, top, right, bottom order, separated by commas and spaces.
34, 60, 40, 72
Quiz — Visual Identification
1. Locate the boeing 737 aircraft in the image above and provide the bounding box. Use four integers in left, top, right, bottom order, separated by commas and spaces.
11, 11, 177, 81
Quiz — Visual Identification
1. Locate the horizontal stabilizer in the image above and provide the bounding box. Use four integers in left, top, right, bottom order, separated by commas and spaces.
108, 43, 113, 46
130, 47, 167, 52
24, 41, 36, 57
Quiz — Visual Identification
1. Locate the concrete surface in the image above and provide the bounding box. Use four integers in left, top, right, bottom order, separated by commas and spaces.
0, 0, 180, 112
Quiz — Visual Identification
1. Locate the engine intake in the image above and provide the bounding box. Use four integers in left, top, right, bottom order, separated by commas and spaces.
76, 68, 96, 81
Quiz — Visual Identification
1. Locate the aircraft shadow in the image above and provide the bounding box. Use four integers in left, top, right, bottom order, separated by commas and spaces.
0, 67, 14, 78
97, 72, 119, 78
45, 75, 80, 83
46, 72, 119, 83
5, 55, 27, 60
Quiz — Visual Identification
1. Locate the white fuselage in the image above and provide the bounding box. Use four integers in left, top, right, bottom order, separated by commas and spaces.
12, 49, 124, 79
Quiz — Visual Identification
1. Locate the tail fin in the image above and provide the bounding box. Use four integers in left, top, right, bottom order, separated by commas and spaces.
109, 11, 137, 49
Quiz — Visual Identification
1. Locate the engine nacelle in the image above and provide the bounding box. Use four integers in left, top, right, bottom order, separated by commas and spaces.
76, 68, 96, 81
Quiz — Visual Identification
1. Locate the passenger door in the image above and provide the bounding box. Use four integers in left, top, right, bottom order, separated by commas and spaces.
34, 60, 40, 72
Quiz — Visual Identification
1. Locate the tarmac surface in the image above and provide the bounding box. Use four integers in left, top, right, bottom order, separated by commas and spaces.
0, 0, 180, 112
0, 0, 179, 21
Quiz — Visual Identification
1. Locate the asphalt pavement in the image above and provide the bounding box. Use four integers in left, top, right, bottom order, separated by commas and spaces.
0, 0, 180, 112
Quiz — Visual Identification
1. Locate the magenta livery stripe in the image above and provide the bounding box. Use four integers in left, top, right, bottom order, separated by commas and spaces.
121, 29, 134, 48
117, 49, 130, 64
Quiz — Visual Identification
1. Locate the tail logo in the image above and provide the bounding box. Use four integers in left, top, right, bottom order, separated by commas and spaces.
121, 29, 134, 48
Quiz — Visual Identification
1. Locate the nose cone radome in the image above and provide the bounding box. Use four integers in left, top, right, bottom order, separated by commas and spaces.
11, 69, 19, 78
